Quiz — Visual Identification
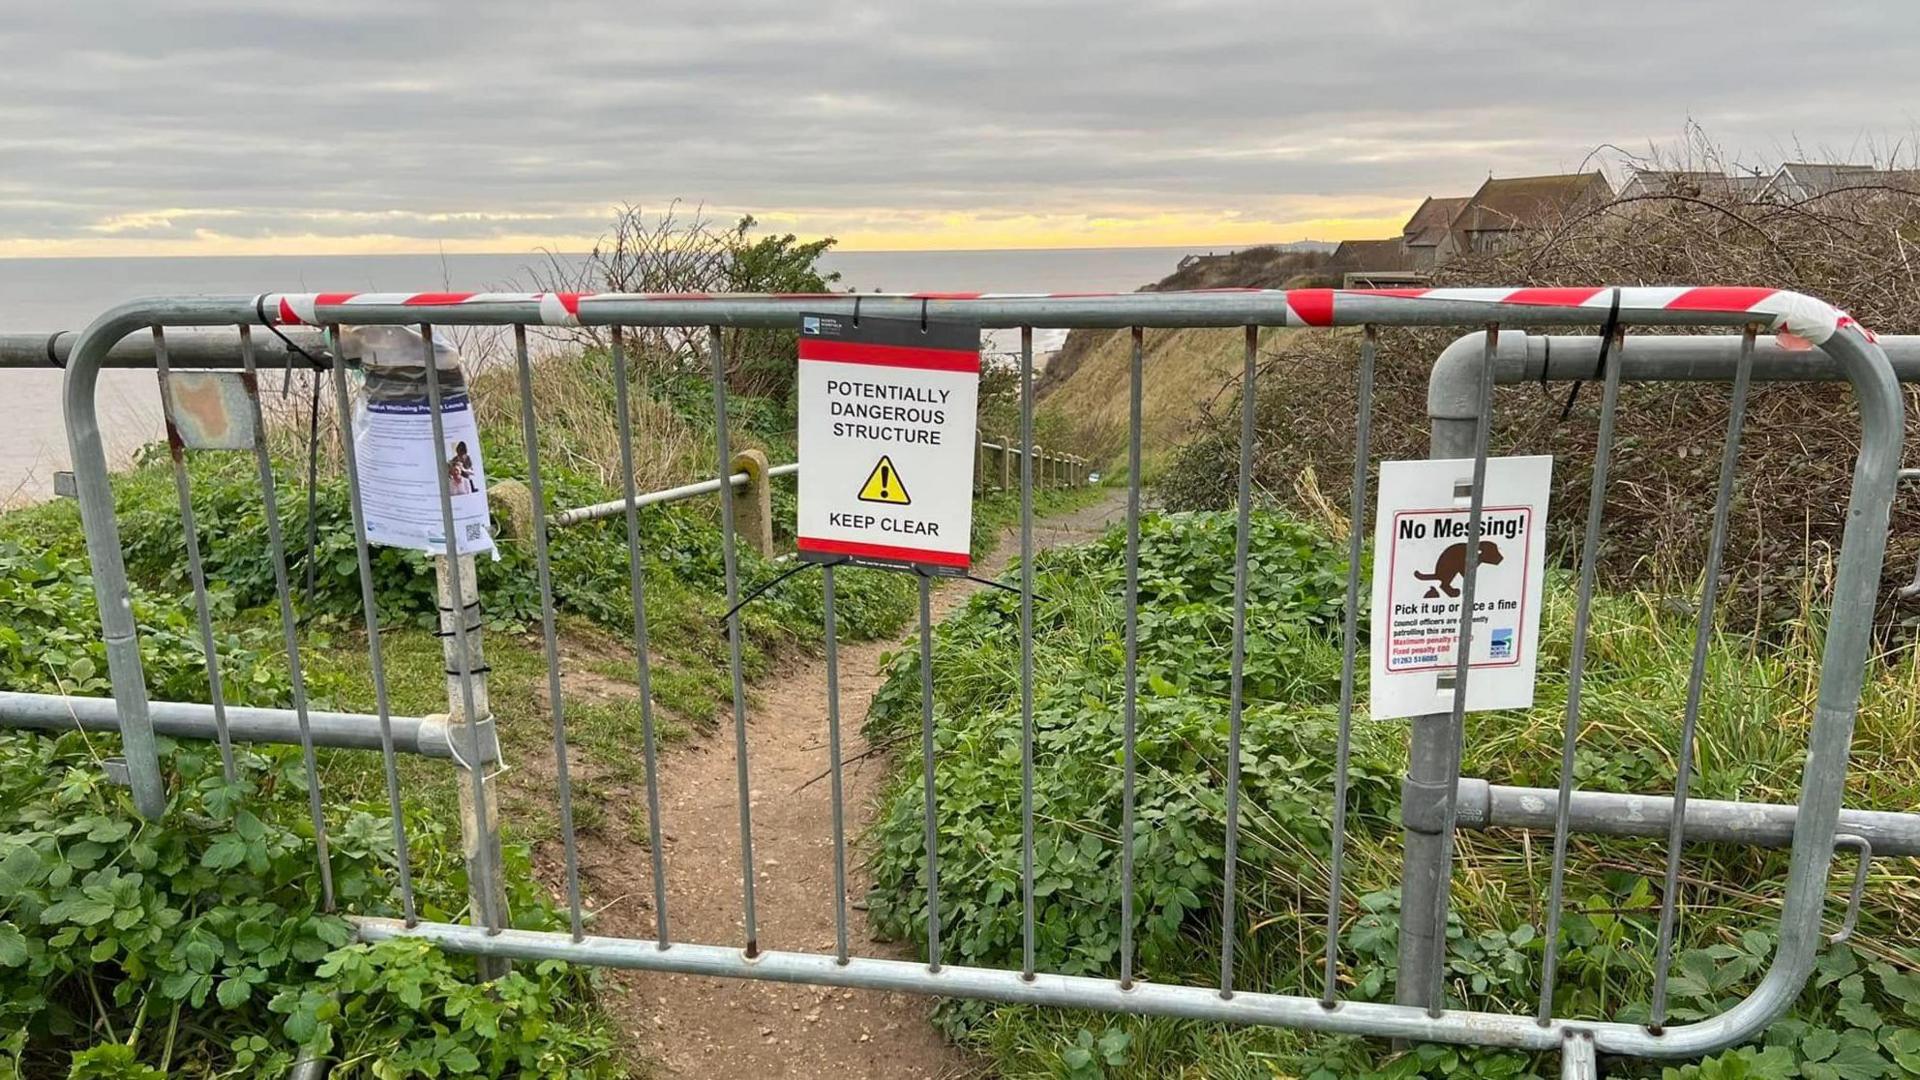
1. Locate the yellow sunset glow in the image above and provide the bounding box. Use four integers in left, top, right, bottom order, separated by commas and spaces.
0, 204, 1421, 259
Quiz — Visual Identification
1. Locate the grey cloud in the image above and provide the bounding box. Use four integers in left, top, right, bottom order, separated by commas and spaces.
3, 0, 1916, 244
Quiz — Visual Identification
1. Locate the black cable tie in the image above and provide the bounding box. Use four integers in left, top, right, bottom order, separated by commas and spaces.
1557, 287, 1622, 423
436, 601, 484, 614
444, 663, 492, 677
44, 331, 66, 369
718, 558, 833, 625
851, 294, 862, 327
960, 573, 1036, 600
252, 293, 329, 397
919, 298, 929, 333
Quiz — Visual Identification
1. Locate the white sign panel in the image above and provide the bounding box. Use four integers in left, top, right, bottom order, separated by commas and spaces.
795, 313, 979, 573
354, 387, 494, 557
1370, 455, 1552, 720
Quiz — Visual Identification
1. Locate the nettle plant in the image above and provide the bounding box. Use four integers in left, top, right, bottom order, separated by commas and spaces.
0, 733, 620, 1078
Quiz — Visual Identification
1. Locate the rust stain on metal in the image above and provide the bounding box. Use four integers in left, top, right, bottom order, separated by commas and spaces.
161, 371, 258, 451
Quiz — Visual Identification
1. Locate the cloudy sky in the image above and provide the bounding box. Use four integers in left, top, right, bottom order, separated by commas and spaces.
4, 1, 1916, 256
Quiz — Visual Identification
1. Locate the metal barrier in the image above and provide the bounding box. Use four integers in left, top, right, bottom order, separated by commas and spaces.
49, 287, 1900, 1075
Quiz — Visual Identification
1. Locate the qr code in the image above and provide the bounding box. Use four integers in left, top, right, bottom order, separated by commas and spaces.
465, 523, 486, 543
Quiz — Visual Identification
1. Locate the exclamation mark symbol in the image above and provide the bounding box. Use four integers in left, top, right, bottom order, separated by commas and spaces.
879, 462, 892, 501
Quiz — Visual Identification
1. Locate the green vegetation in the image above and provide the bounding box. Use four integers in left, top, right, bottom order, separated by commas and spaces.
0, 211, 947, 1075
0, 732, 621, 1079
864, 509, 1920, 1079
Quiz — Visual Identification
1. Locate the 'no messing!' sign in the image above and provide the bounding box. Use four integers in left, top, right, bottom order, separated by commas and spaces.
796, 313, 980, 574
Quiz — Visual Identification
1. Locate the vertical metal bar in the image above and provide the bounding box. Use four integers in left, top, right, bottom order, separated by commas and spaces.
1220, 325, 1257, 997
152, 326, 235, 786
1322, 324, 1375, 1005
1423, 324, 1499, 1015
1649, 324, 1757, 1028
418, 322, 503, 937
1019, 325, 1038, 981
609, 327, 671, 946
1536, 325, 1627, 1021
1120, 326, 1144, 990
324, 325, 416, 925
236, 326, 336, 910
709, 324, 759, 954
824, 564, 851, 964
918, 574, 942, 972
513, 324, 585, 942
1399, 334, 1492, 1013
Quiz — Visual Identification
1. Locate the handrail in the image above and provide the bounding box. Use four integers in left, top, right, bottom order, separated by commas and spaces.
550, 462, 797, 528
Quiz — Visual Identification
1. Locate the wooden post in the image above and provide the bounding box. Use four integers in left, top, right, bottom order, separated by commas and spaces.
436, 553, 509, 981
730, 449, 775, 557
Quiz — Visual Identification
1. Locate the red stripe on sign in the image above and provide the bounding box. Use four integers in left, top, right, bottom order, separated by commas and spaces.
909, 291, 984, 300
403, 292, 476, 306
276, 298, 302, 325
1503, 287, 1606, 307
1664, 286, 1776, 313
1288, 288, 1335, 326
798, 339, 981, 373
1357, 288, 1433, 299
555, 292, 582, 317
314, 292, 358, 307
798, 536, 971, 568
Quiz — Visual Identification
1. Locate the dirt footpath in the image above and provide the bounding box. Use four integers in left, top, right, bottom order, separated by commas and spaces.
588, 493, 1127, 1079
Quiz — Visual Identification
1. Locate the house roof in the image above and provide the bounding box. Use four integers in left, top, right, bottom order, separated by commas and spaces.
1401, 196, 1469, 247
1621, 169, 1764, 199
1454, 171, 1612, 233
1769, 162, 1879, 197
1327, 238, 1416, 272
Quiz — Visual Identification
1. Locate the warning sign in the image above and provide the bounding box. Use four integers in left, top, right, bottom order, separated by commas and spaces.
1369, 455, 1552, 720
858, 456, 911, 505
796, 313, 979, 573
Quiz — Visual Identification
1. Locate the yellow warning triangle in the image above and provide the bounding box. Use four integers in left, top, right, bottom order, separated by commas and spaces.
857, 456, 912, 505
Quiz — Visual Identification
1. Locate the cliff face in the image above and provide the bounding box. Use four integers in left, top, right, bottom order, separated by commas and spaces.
1032, 245, 1329, 470
1037, 245, 1328, 398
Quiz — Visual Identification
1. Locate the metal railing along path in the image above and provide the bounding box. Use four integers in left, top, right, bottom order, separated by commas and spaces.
52, 286, 1899, 1073
551, 461, 797, 527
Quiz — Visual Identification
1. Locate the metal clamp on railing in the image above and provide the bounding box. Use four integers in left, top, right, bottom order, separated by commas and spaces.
1898, 469, 1920, 599
1829, 834, 1872, 945
431, 713, 504, 776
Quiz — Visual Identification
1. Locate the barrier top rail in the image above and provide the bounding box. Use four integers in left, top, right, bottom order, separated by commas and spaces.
64, 285, 1872, 340
56, 286, 1899, 1068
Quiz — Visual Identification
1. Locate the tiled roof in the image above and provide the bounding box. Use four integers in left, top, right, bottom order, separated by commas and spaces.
1327, 238, 1416, 272
1401, 196, 1469, 246
1455, 171, 1611, 232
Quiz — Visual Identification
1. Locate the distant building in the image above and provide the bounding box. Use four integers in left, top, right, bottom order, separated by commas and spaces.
1325, 238, 1425, 289
1758, 163, 1920, 202
1620, 169, 1767, 201
1400, 196, 1470, 268
1759, 163, 1884, 202
1449, 171, 1613, 254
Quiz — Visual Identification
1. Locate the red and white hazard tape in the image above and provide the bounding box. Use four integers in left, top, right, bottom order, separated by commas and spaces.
264, 286, 1871, 346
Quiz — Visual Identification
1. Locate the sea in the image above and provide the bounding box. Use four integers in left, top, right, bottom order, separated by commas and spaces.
0, 245, 1241, 503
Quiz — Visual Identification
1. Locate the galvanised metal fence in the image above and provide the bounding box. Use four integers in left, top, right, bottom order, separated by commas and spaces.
48, 286, 1901, 1076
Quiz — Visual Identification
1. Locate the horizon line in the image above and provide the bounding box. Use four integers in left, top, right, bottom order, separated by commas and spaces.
0, 238, 1340, 262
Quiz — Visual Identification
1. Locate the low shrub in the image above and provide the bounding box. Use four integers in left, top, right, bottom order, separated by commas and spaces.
0, 731, 619, 1078
866, 509, 1920, 1078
